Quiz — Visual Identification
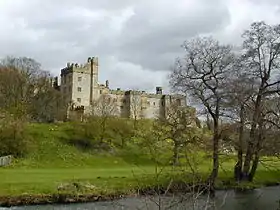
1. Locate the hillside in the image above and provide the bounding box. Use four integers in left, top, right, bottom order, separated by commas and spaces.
0, 122, 174, 198
11, 123, 153, 169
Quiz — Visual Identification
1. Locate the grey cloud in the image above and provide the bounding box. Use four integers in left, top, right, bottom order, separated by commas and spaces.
16, 0, 230, 73
116, 2, 230, 71
248, 0, 280, 4
1, 0, 275, 92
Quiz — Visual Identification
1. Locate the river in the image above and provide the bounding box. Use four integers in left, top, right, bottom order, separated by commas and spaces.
2, 186, 280, 210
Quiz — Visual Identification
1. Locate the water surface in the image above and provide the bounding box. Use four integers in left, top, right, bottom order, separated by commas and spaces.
3, 186, 280, 210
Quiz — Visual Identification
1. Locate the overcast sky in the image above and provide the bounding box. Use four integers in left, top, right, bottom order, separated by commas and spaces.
1, 0, 280, 93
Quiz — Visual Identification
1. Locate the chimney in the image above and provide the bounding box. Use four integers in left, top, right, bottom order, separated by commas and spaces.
105, 80, 109, 88
87, 57, 92, 63
54, 77, 58, 86
156, 87, 162, 94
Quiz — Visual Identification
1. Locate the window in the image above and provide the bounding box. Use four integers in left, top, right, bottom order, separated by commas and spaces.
78, 77, 82, 81
68, 86, 71, 91
176, 99, 181, 106
77, 98, 81, 103
77, 87, 82, 92
100, 90, 102, 94
153, 102, 156, 106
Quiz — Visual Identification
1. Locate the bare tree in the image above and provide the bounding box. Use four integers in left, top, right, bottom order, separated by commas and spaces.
91, 94, 119, 143
0, 57, 64, 122
170, 36, 235, 193
157, 101, 197, 165
129, 90, 143, 129
260, 98, 280, 157
30, 75, 66, 122
0, 56, 43, 90
91, 94, 119, 117
0, 65, 33, 117
239, 21, 280, 181
222, 60, 257, 181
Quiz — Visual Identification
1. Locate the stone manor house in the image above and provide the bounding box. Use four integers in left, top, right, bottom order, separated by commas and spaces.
57, 57, 187, 119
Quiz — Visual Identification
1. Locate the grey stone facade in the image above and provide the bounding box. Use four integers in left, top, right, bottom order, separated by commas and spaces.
0, 155, 12, 167
59, 57, 187, 119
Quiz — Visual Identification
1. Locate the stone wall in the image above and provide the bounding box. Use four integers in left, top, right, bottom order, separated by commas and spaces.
0, 155, 12, 167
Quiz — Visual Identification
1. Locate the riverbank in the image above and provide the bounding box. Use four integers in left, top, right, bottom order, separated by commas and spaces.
0, 193, 121, 207
0, 182, 279, 207
0, 168, 279, 207
4, 186, 280, 210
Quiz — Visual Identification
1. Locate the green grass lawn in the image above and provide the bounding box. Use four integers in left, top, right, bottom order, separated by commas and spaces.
0, 123, 279, 198
0, 166, 161, 196
0, 123, 169, 196
0, 164, 279, 197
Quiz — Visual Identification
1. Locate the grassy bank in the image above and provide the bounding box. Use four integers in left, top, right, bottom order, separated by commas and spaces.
0, 123, 279, 207
0, 166, 279, 207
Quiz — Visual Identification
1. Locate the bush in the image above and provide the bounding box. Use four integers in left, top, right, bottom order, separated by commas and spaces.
63, 117, 136, 152
0, 114, 30, 157
62, 118, 110, 151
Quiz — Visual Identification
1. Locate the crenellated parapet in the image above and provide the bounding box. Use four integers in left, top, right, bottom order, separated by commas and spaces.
60, 57, 99, 76
109, 89, 126, 95
107, 87, 185, 100
125, 90, 147, 96
60, 65, 73, 76
87, 57, 98, 66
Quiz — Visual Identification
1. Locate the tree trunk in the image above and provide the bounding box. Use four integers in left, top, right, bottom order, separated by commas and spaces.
248, 122, 263, 181
248, 153, 260, 181
133, 116, 137, 131
234, 105, 245, 181
242, 93, 262, 180
242, 134, 254, 180
100, 118, 106, 143
173, 141, 180, 166
208, 118, 219, 196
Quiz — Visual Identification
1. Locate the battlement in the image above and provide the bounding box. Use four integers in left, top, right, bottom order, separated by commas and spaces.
107, 87, 185, 99
60, 57, 98, 76
109, 89, 127, 95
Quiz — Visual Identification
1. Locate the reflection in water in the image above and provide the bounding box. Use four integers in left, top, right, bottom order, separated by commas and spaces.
4, 186, 280, 210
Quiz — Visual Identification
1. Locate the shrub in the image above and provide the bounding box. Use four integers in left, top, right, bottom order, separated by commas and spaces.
0, 114, 30, 157
63, 116, 137, 152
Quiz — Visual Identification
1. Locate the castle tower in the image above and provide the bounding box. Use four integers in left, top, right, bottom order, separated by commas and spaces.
88, 57, 99, 104
60, 57, 99, 112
